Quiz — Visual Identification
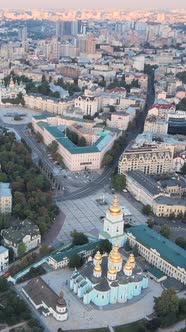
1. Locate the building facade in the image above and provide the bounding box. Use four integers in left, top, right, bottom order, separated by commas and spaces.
127, 225, 186, 285
74, 95, 98, 116
24, 94, 73, 115
0, 182, 12, 214
119, 143, 174, 175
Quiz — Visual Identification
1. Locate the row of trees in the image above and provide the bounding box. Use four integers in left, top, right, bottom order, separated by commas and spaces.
8, 244, 52, 276
102, 133, 126, 167
0, 132, 59, 236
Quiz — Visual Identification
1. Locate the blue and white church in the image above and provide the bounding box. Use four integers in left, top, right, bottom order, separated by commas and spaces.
70, 196, 148, 306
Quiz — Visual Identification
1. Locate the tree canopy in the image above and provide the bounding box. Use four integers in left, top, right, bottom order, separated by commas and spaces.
142, 204, 152, 216
160, 225, 170, 239
70, 230, 88, 246
111, 174, 126, 192
0, 132, 58, 236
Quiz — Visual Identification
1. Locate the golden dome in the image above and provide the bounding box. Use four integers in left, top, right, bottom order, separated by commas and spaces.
128, 254, 135, 264
109, 265, 116, 274
124, 262, 132, 271
109, 244, 122, 263
94, 262, 102, 272
109, 195, 121, 216
94, 251, 102, 261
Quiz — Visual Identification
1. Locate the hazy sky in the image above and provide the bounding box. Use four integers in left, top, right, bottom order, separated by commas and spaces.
0, 0, 186, 9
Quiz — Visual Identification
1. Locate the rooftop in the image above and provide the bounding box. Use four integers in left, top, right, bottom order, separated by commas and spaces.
49, 240, 101, 263
127, 225, 186, 269
154, 195, 186, 206
37, 120, 115, 155
1, 220, 40, 245
23, 277, 67, 311
127, 171, 161, 196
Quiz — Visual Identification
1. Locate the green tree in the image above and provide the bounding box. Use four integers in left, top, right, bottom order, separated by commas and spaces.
160, 225, 170, 239
0, 278, 8, 292
147, 219, 154, 228
132, 244, 139, 256
102, 151, 113, 166
142, 204, 152, 216
111, 174, 126, 192
125, 239, 131, 251
78, 136, 86, 147
70, 230, 88, 246
69, 254, 83, 268
18, 242, 27, 257
98, 239, 112, 254
175, 237, 186, 250
154, 288, 179, 319
0, 172, 8, 182
48, 141, 58, 154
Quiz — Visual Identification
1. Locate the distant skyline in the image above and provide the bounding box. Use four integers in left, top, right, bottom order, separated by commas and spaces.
0, 0, 186, 9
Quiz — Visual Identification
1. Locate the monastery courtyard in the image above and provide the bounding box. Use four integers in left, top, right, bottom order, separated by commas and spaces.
19, 268, 162, 331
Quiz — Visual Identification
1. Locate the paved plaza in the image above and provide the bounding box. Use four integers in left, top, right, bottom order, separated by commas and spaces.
56, 191, 148, 244
0, 106, 41, 124
32, 268, 163, 331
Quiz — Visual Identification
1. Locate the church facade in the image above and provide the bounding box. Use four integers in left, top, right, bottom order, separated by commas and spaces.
70, 196, 148, 306
0, 77, 26, 103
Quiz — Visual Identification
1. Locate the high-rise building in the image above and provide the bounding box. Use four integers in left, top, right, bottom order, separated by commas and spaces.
85, 36, 96, 54
18, 26, 27, 42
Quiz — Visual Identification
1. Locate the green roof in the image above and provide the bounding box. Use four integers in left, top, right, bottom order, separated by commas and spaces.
148, 266, 166, 279
33, 114, 56, 120
49, 240, 101, 263
126, 225, 186, 269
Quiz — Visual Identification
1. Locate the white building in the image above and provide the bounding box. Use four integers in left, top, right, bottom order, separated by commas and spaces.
22, 277, 68, 321
0, 182, 12, 214
0, 246, 9, 274
74, 95, 98, 116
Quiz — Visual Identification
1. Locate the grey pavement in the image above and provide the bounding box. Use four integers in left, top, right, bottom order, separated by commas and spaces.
56, 191, 148, 244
